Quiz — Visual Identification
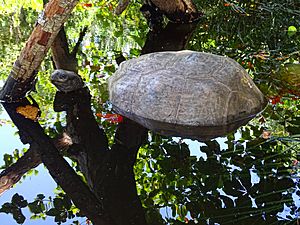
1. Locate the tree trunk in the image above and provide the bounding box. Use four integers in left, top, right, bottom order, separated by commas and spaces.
0, 0, 78, 102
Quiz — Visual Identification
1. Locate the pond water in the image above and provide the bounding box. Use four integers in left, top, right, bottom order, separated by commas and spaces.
0, 110, 89, 225
1, 99, 300, 224
0, 110, 57, 224
1, 1, 300, 224
136, 115, 300, 224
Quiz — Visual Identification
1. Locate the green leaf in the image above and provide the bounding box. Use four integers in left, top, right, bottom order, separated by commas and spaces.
177, 205, 187, 220
28, 200, 45, 214
12, 209, 26, 224
3, 154, 13, 167
36, 194, 45, 200
0, 202, 14, 213
62, 195, 72, 210
12, 194, 28, 208
53, 198, 64, 210
288, 25, 297, 36
46, 208, 59, 217
129, 48, 141, 56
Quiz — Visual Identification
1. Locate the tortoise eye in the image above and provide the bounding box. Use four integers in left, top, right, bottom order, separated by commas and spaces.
59, 73, 67, 80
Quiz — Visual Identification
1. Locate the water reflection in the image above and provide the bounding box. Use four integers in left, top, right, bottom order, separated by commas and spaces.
1, 2, 300, 224
139, 126, 300, 224
0, 110, 59, 224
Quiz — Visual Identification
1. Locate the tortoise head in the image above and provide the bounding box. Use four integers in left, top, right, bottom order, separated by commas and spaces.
50, 69, 85, 93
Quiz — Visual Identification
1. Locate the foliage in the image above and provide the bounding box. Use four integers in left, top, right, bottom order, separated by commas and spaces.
0, 192, 85, 224
1, 0, 300, 224
0, 193, 27, 224
191, 0, 300, 98
135, 131, 300, 224
0, 1, 40, 79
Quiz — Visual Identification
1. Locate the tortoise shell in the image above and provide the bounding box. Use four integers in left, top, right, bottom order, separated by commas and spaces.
108, 50, 267, 140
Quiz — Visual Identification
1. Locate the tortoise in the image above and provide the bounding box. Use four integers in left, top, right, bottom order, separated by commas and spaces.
108, 50, 267, 140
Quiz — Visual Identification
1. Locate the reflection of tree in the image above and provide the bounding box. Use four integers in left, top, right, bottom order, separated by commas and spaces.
0, 0, 299, 224
135, 135, 298, 224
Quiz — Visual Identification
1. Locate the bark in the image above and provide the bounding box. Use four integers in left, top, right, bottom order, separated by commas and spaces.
51, 26, 88, 72
0, 0, 78, 102
0, 146, 40, 195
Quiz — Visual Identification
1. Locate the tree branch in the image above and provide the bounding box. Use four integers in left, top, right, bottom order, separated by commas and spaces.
51, 27, 78, 72
0, 0, 79, 101
0, 146, 40, 195
71, 26, 88, 56
51, 26, 88, 72
0, 134, 81, 196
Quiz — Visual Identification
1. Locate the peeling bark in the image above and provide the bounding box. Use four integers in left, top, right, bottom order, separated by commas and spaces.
0, 0, 79, 101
